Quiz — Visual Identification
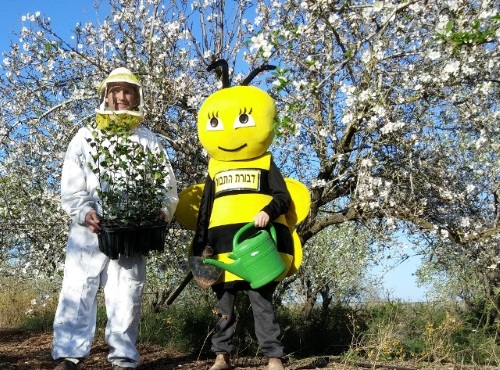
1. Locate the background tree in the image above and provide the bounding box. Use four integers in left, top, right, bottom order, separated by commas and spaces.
278, 223, 375, 318
0, 0, 498, 313
259, 0, 499, 314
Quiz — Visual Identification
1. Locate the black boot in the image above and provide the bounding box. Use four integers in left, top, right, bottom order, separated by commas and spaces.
54, 359, 78, 370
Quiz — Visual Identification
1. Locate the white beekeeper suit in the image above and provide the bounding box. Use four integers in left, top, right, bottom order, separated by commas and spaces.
52, 68, 178, 369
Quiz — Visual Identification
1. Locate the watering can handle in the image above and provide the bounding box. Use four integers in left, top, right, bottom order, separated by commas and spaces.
234, 221, 277, 246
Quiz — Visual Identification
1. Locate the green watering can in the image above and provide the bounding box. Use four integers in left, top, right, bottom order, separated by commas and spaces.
203, 222, 286, 289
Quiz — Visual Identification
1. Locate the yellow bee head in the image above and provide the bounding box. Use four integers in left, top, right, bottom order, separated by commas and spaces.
197, 60, 277, 161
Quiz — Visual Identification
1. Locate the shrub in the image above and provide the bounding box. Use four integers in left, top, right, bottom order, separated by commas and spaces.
139, 292, 217, 356
0, 275, 58, 330
347, 300, 499, 367
278, 303, 356, 357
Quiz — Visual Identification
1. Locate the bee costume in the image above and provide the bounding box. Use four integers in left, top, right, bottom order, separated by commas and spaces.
176, 60, 310, 367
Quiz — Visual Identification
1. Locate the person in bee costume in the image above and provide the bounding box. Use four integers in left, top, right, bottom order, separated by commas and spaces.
51, 67, 178, 370
180, 60, 310, 370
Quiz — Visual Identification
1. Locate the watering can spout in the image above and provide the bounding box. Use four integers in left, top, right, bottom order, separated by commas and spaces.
203, 257, 251, 281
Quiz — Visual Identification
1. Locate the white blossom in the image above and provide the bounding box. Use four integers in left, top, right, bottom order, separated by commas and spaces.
380, 120, 405, 134
460, 217, 471, 228
373, 1, 384, 13
428, 51, 441, 60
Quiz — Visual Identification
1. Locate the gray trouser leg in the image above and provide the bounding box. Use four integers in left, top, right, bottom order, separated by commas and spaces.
211, 288, 236, 354
211, 284, 284, 358
248, 284, 284, 358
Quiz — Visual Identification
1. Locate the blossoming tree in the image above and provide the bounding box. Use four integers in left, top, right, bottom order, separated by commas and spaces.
0, 0, 498, 316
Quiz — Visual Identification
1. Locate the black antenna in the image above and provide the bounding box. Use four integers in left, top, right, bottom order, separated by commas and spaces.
241, 64, 277, 86
207, 59, 230, 88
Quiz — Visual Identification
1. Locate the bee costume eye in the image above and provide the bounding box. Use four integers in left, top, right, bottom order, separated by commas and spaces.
234, 112, 255, 128
207, 113, 224, 131
239, 114, 249, 124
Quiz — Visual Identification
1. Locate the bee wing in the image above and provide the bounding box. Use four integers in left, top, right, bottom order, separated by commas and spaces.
287, 229, 303, 277
285, 178, 310, 226
283, 178, 309, 278
174, 183, 205, 230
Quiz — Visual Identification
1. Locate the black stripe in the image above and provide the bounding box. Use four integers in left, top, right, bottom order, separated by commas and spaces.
208, 222, 293, 255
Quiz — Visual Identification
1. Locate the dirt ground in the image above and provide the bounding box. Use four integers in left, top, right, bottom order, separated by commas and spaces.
0, 328, 496, 370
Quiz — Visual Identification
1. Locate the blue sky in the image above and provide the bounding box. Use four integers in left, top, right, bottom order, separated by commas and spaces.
0, 0, 430, 302
374, 253, 429, 302
1, 1, 100, 50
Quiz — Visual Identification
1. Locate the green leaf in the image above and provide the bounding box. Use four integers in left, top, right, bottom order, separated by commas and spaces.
445, 20, 454, 33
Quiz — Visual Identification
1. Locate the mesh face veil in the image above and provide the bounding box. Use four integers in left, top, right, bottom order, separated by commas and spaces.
95, 67, 144, 130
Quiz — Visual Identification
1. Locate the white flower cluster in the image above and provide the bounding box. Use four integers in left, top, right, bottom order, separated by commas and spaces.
250, 33, 273, 58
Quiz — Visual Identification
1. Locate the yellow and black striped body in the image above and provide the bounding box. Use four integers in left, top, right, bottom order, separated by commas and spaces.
206, 152, 293, 285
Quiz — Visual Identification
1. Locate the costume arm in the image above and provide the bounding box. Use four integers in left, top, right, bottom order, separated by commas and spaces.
191, 176, 214, 256
261, 159, 291, 221
60, 129, 96, 225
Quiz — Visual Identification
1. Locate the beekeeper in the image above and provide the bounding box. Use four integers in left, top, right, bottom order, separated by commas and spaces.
51, 67, 178, 370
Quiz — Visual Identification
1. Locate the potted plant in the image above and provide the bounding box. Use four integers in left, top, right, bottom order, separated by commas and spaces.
85, 119, 173, 259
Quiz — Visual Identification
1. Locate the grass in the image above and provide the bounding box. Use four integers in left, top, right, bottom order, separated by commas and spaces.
1, 275, 499, 367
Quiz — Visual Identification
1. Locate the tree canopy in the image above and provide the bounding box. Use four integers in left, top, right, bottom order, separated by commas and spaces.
0, 0, 498, 313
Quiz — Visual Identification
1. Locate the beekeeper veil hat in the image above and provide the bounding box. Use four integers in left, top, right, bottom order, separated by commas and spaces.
95, 67, 144, 129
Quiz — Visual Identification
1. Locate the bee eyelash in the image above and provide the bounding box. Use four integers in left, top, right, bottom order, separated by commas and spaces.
239, 107, 252, 115
208, 112, 219, 119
